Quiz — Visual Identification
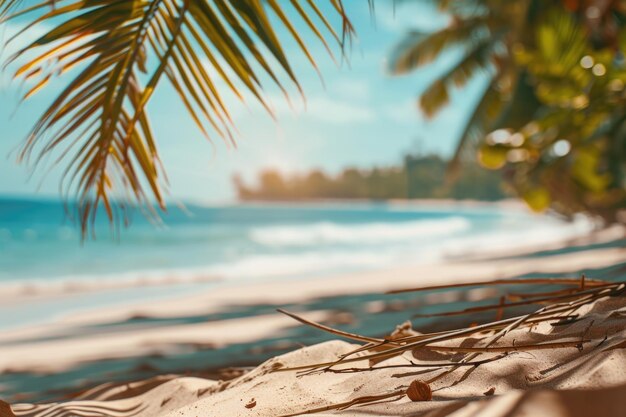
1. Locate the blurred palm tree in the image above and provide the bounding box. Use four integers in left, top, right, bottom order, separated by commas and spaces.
390, 0, 626, 223
389, 0, 538, 172
0, 0, 352, 236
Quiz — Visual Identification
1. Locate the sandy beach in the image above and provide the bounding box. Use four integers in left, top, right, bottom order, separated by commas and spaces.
4, 252, 626, 416
1, 222, 625, 416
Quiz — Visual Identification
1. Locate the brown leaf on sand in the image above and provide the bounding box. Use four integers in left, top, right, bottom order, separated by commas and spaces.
0, 400, 17, 417
406, 380, 432, 402
369, 321, 417, 366
483, 387, 496, 396
245, 398, 257, 409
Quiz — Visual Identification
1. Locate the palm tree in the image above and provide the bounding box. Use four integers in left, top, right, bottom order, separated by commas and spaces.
389, 0, 625, 166
388, 0, 626, 222
389, 0, 538, 174
0, 0, 352, 236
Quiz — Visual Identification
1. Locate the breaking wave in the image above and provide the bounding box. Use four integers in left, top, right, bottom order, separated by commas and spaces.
250, 217, 471, 247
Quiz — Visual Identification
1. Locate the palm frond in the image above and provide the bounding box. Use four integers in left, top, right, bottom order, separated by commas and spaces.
537, 7, 587, 68
446, 72, 510, 177
419, 38, 495, 117
1, 0, 352, 237
389, 14, 489, 74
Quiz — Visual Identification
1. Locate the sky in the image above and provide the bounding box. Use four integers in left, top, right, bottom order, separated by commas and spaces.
0, 1, 487, 203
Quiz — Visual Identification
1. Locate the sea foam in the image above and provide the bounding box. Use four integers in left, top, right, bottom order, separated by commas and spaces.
249, 217, 471, 247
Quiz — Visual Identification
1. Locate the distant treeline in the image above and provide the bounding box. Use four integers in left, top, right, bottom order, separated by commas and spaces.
234, 155, 510, 201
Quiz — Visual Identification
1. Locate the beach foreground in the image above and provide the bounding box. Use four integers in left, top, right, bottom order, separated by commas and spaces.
1, 221, 625, 413
7, 290, 626, 417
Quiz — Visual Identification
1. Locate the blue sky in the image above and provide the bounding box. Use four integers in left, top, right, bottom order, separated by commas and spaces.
0, 2, 486, 203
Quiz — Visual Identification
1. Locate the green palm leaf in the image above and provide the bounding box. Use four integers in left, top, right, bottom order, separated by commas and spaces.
419, 38, 495, 117
447, 73, 511, 178
389, 15, 490, 75
1, 0, 351, 237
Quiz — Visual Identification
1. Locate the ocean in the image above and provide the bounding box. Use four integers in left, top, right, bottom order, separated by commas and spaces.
0, 197, 594, 292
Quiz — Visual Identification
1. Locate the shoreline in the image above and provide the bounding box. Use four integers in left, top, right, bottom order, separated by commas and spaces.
1, 221, 622, 305
58, 244, 626, 324
1, 240, 624, 375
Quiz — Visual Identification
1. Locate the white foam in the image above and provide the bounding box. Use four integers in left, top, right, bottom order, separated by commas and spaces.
0, 268, 223, 299
442, 215, 597, 258
250, 217, 471, 247
0, 214, 600, 299
205, 250, 399, 280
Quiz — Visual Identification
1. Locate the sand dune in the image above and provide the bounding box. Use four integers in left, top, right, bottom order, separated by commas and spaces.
7, 291, 626, 417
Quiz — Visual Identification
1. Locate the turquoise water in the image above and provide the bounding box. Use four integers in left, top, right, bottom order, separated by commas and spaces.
0, 197, 594, 291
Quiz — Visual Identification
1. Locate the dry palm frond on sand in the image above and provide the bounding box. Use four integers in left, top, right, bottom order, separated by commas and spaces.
274, 275, 626, 416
